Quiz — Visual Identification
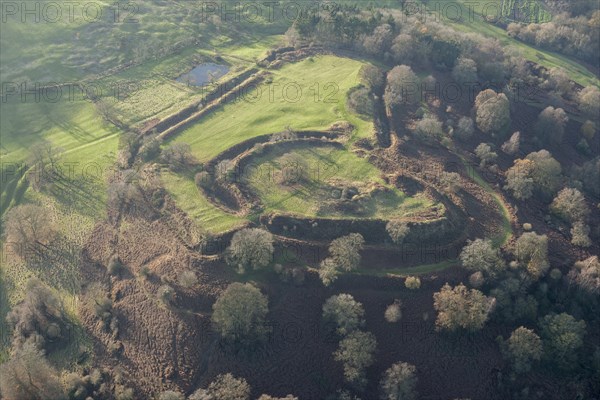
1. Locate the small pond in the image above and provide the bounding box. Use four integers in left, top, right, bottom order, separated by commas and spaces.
176, 63, 229, 86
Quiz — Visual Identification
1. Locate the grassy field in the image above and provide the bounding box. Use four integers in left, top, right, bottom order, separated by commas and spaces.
0, 93, 119, 365
170, 55, 374, 162
161, 170, 246, 234
460, 158, 513, 247
163, 54, 380, 232
94, 37, 281, 129
245, 145, 437, 219
354, 259, 458, 276
0, 99, 120, 218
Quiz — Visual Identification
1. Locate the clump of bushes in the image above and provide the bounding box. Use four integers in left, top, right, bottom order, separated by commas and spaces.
322, 294, 366, 336
195, 171, 212, 190
405, 276, 421, 289
107, 255, 124, 276
158, 285, 175, 305
384, 299, 402, 323
386, 220, 410, 244
225, 228, 274, 274
318, 233, 365, 286
6, 278, 68, 350
274, 264, 305, 285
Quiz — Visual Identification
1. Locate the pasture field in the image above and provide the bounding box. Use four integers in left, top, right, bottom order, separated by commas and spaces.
170, 55, 374, 162
245, 145, 438, 219
161, 170, 246, 234
93, 37, 281, 129
0, 98, 118, 361
0, 1, 287, 83
0, 99, 120, 218
164, 54, 380, 232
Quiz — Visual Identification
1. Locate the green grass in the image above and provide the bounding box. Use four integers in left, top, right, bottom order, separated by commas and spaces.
171, 55, 374, 162
0, 1, 287, 83
94, 38, 279, 129
460, 159, 513, 247
0, 97, 118, 364
354, 259, 458, 277
162, 170, 246, 234
246, 145, 436, 219
0, 99, 120, 219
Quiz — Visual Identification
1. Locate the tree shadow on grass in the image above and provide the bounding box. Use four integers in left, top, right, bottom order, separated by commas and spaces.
48, 174, 106, 220
25, 237, 82, 296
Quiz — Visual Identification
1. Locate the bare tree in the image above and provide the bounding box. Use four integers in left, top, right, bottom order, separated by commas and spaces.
27, 142, 64, 191
6, 278, 68, 350
2, 204, 57, 258
0, 341, 65, 400
160, 142, 198, 172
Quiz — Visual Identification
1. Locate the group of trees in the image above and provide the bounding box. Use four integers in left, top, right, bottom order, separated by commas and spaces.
155, 373, 298, 400
0, 279, 136, 400
550, 188, 592, 247
1, 280, 67, 399
433, 283, 496, 331
506, 10, 600, 66
505, 150, 562, 201
320, 293, 418, 398
6, 278, 68, 350
0, 341, 66, 400
321, 293, 375, 388
225, 228, 274, 274
319, 233, 365, 286
452, 229, 594, 381
295, 3, 519, 88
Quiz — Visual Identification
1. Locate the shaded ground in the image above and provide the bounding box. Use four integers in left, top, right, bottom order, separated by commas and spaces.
80, 215, 504, 399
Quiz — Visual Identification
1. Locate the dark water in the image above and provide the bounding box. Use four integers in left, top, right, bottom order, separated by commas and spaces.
176, 63, 229, 86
